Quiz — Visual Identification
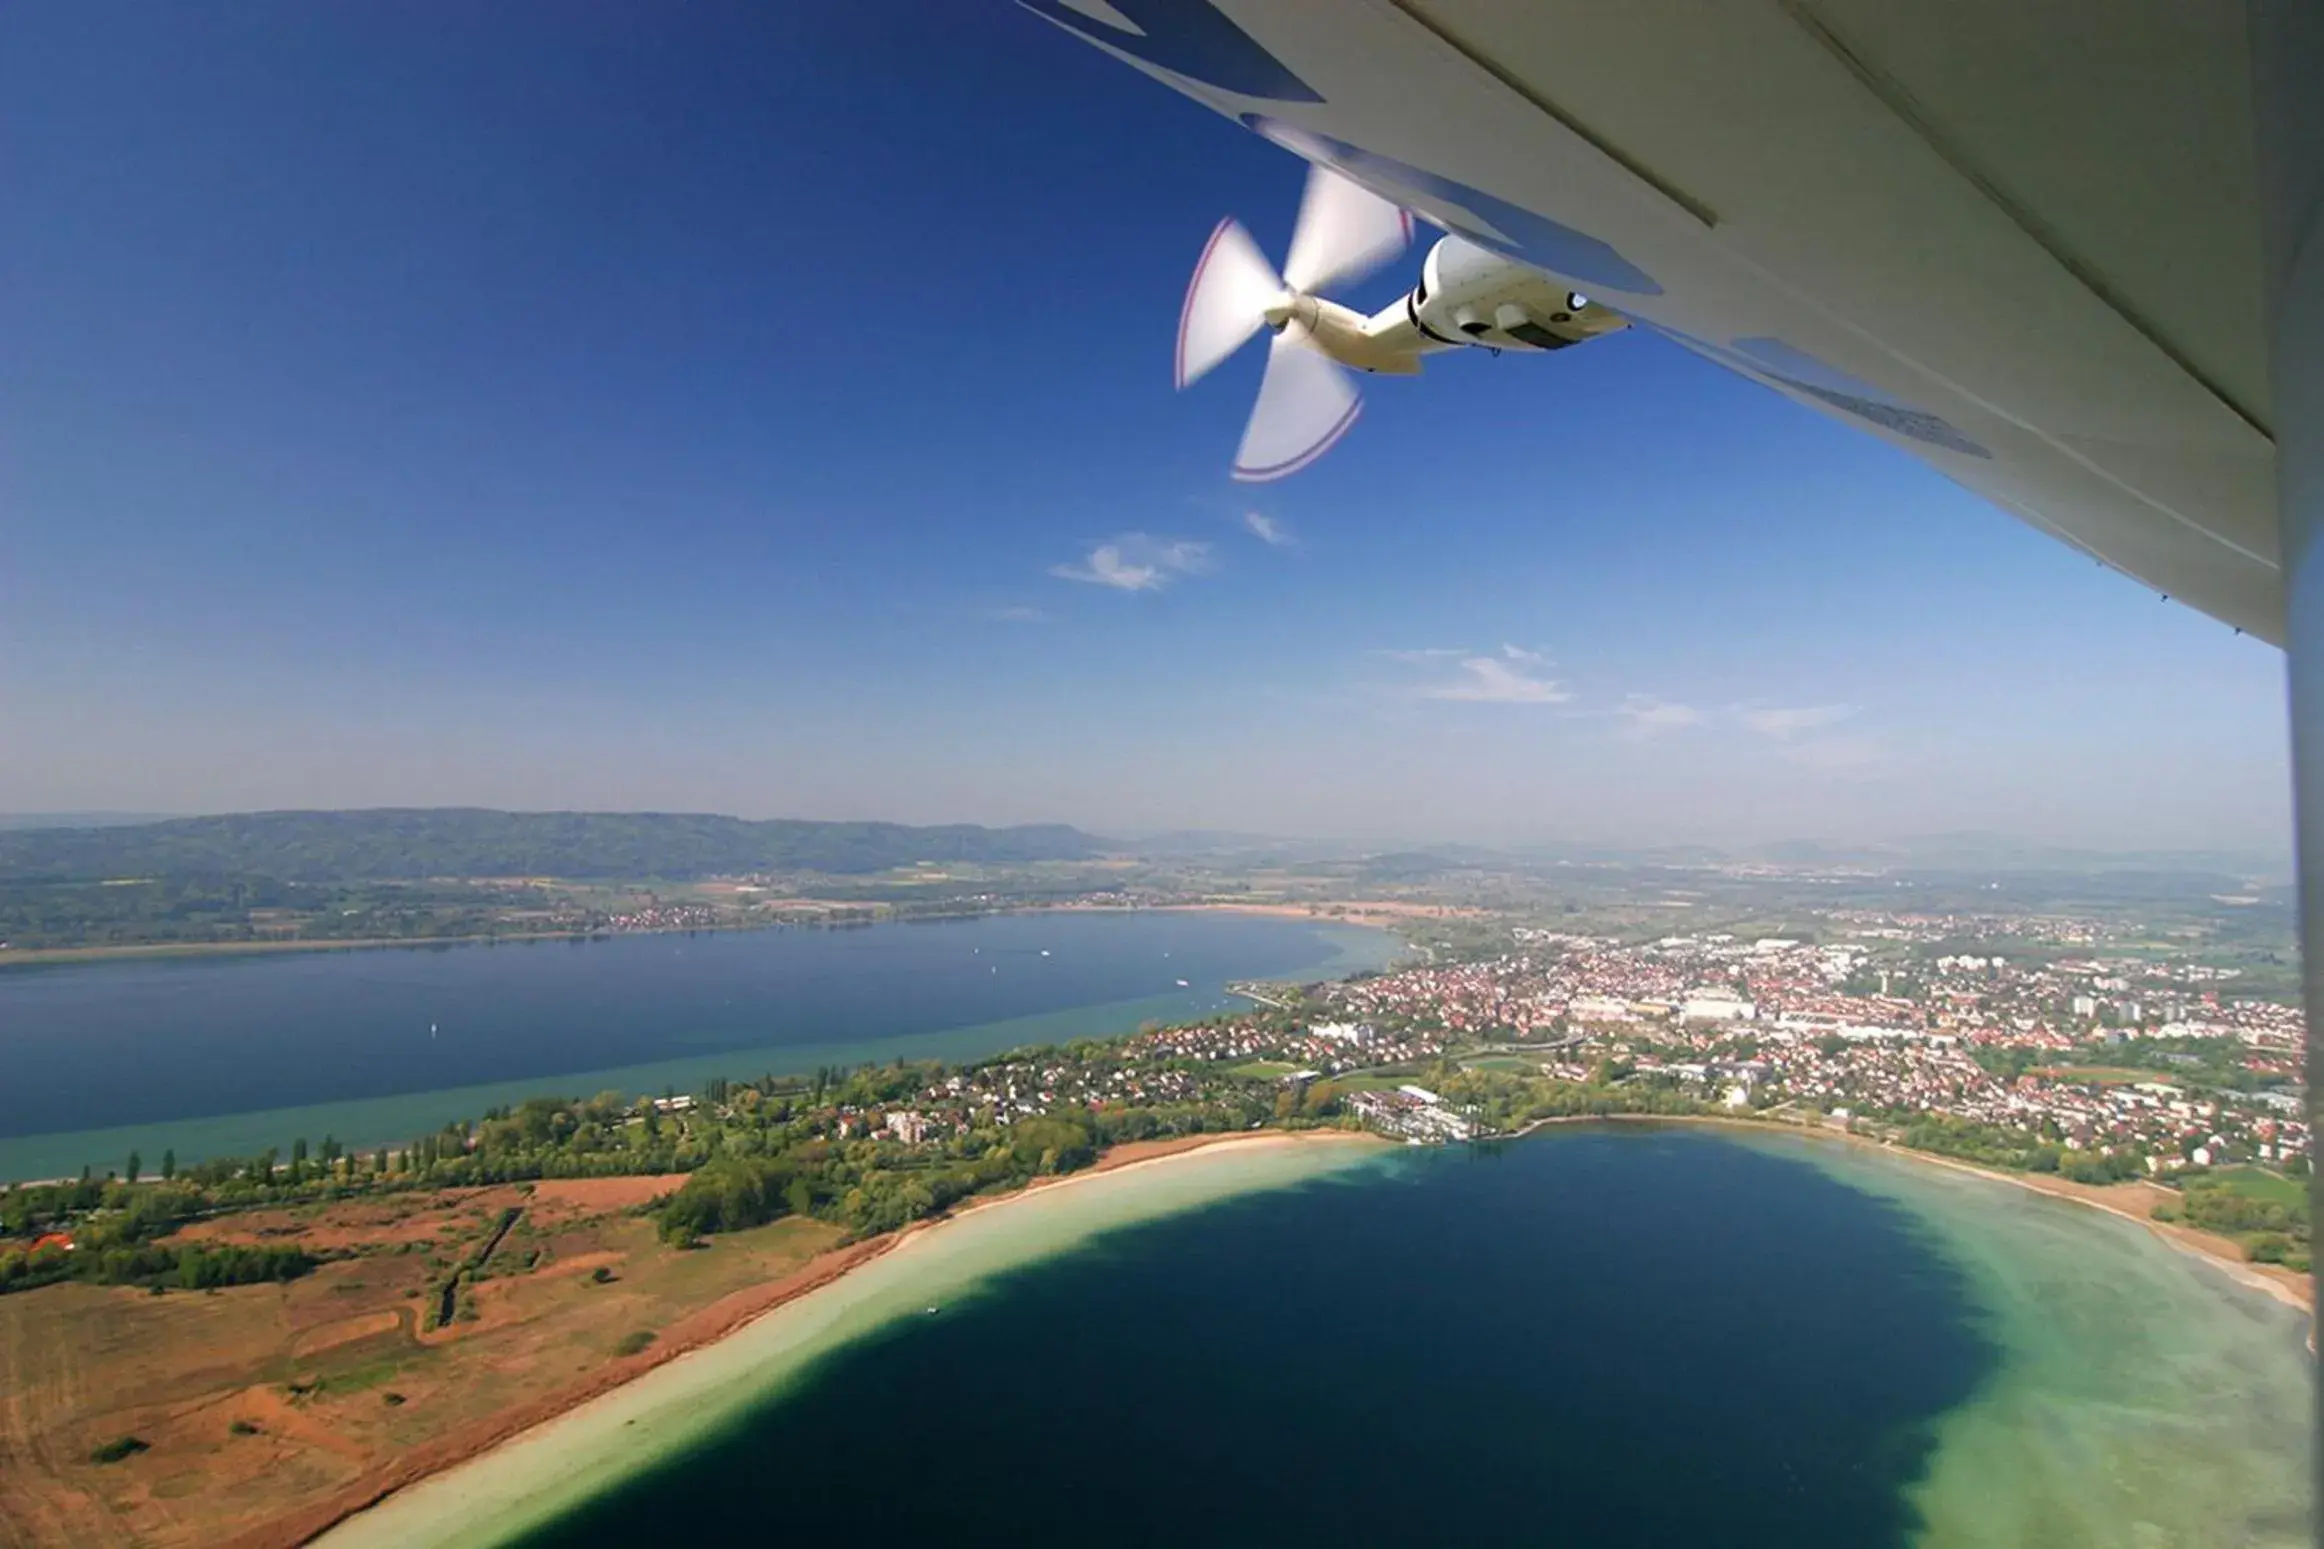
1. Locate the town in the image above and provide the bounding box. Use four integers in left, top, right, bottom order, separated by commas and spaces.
6, 903, 2309, 1291
658, 907, 2311, 1199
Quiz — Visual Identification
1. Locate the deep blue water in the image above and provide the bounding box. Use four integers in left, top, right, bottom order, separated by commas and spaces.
525, 1127, 1997, 1548
0, 912, 1391, 1178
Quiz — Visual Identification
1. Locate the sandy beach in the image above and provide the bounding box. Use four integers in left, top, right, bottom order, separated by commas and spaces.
313, 1112, 2312, 1549
308, 1129, 1376, 1549
1058, 899, 1480, 927
316, 1112, 2309, 1548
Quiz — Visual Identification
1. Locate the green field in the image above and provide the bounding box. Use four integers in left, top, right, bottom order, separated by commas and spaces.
2203, 1166, 2307, 1208
1462, 1055, 1541, 1074
1226, 1060, 1300, 1080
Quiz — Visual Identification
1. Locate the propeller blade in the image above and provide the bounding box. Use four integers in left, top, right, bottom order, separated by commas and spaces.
1280, 165, 1411, 296
1175, 218, 1282, 390
1232, 325, 1361, 482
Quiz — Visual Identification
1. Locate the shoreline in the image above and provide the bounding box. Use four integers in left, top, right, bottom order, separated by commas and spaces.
1056, 899, 1477, 925
295, 1128, 1371, 1549
0, 920, 871, 969
0, 911, 1407, 1185
1525, 1112, 2313, 1315
303, 1113, 2306, 1549
0, 900, 1423, 970
41, 1111, 2303, 1545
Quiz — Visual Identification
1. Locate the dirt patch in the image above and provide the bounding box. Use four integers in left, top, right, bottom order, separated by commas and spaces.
173, 1187, 531, 1254
236, 1224, 870, 1549
289, 1312, 402, 1363
530, 1251, 623, 1283
526, 1176, 687, 1220
0, 1201, 839, 1548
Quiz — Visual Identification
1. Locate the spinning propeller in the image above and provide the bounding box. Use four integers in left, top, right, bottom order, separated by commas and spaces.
1174, 165, 1412, 481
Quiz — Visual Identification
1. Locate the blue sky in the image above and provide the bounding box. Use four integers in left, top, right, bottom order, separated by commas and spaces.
0, 4, 2291, 854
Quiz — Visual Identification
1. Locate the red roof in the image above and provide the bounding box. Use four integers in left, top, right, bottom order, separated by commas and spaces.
30, 1232, 74, 1253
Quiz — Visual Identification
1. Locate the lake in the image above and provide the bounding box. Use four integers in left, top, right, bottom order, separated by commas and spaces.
507, 1126, 2310, 1549
0, 911, 1397, 1181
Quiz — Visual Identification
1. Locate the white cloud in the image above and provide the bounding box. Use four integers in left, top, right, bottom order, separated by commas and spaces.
1422, 654, 1574, 705
1374, 647, 1469, 663
1501, 643, 1547, 665
989, 605, 1050, 624
1735, 702, 1858, 738
1049, 533, 1212, 592
1243, 511, 1293, 548
1617, 694, 1707, 737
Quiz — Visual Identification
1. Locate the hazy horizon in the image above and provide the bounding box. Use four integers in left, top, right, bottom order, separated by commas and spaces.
1, 7, 2293, 860
0, 804, 2290, 869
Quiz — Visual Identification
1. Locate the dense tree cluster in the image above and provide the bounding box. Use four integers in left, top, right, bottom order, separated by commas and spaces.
2167, 1179, 2311, 1269
0, 1169, 315, 1294
657, 1109, 1110, 1244
1880, 1111, 2147, 1182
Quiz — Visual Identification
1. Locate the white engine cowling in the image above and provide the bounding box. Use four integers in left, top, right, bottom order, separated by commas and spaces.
1408, 235, 1628, 352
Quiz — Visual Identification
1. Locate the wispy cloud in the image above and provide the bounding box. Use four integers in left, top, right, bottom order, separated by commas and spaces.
1735, 702, 1858, 738
1243, 511, 1293, 548
1500, 643, 1547, 666
1779, 735, 1886, 771
1049, 533, 1212, 593
1373, 647, 1470, 663
988, 605, 1050, 624
1616, 694, 1707, 738
1422, 654, 1574, 705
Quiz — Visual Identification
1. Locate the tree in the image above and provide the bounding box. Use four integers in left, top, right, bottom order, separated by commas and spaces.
126, 1151, 142, 1185
160, 1149, 175, 1182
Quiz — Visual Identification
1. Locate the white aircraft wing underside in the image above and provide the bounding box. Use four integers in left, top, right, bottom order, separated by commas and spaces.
1028, 0, 2282, 640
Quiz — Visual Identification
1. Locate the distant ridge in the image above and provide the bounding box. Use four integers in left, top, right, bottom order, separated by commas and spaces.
0, 812, 177, 831
0, 809, 1109, 883
1741, 832, 2285, 878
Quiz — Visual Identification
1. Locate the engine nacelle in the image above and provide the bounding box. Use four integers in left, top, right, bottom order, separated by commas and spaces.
1408, 235, 1628, 353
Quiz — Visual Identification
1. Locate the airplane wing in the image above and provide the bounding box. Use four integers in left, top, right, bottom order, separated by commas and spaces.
1023, 0, 2282, 641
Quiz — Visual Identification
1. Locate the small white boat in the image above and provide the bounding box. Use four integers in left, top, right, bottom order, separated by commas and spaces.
1175, 978, 1190, 987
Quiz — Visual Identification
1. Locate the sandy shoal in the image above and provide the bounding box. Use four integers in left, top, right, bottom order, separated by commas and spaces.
309, 1130, 1376, 1549
1532, 1112, 2312, 1314
1051, 900, 1483, 923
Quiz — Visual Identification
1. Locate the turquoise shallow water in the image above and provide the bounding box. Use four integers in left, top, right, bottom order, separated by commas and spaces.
1769, 1132, 2314, 1547
0, 912, 1398, 1180
333, 1124, 2308, 1549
